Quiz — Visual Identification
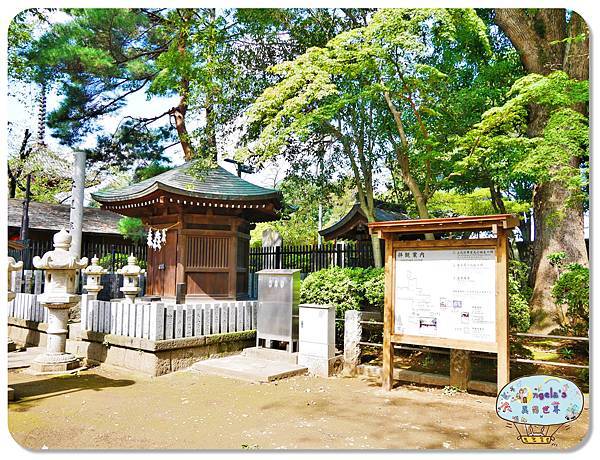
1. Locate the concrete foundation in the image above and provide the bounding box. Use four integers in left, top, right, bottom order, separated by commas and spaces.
192, 354, 307, 383
298, 354, 342, 378
66, 329, 256, 377
8, 317, 48, 348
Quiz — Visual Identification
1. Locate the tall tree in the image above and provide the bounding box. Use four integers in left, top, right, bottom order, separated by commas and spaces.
241, 8, 508, 261
494, 9, 589, 331
25, 8, 373, 170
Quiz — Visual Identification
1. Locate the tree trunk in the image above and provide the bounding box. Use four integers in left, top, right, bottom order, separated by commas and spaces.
495, 9, 589, 332
175, 11, 194, 162
529, 175, 588, 330
370, 232, 383, 268
174, 90, 194, 161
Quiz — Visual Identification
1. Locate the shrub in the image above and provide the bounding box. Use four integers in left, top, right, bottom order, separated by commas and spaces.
508, 260, 532, 332
300, 267, 384, 318
98, 253, 147, 272
552, 263, 589, 337
117, 217, 146, 243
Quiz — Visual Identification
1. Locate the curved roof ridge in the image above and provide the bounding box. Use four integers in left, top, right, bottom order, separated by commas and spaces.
92, 162, 280, 203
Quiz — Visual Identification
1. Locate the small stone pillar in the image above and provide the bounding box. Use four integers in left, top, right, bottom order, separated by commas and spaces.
298, 303, 336, 377
82, 255, 107, 301
449, 349, 471, 390
31, 229, 88, 373
8, 257, 23, 352
343, 310, 363, 376
117, 254, 145, 303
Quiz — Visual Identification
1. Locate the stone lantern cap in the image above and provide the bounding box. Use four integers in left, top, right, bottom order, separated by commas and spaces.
84, 255, 107, 276
33, 229, 88, 271
8, 257, 23, 302
117, 254, 145, 277
33, 229, 88, 307
8, 257, 23, 273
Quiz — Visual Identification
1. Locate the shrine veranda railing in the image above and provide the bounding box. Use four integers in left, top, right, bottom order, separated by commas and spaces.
80, 296, 258, 341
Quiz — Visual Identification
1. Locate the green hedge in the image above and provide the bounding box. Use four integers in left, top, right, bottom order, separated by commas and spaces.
98, 253, 147, 271
552, 263, 589, 337
300, 267, 384, 318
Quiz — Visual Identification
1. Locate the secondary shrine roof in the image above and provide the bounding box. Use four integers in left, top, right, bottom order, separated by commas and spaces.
91, 162, 281, 204
319, 202, 409, 241
368, 214, 519, 238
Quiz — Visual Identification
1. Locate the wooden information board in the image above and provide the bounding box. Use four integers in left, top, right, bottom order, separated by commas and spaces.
369, 215, 519, 394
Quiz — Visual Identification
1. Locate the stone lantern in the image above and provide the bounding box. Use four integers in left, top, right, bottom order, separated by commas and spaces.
32, 229, 88, 373
83, 255, 107, 300
117, 254, 145, 303
8, 257, 23, 352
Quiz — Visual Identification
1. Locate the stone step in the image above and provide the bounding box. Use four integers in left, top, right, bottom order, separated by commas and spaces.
241, 346, 299, 364
8, 387, 15, 402
191, 354, 307, 383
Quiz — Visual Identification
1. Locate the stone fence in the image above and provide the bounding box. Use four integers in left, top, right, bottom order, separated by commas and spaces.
8, 293, 48, 323
81, 296, 258, 341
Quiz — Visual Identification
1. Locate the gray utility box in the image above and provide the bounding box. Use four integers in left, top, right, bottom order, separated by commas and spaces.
256, 269, 301, 352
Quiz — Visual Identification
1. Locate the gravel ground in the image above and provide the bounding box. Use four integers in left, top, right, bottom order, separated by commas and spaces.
7, 365, 589, 450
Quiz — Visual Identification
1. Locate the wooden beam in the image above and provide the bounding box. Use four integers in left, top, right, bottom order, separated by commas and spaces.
382, 238, 394, 391
496, 228, 510, 393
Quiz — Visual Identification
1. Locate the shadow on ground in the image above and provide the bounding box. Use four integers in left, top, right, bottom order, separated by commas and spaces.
9, 372, 135, 412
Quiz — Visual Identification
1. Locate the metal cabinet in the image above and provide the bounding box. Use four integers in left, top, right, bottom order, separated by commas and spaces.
256, 269, 301, 352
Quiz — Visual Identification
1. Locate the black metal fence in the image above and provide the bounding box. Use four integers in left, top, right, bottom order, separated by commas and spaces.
249, 242, 374, 273
9, 239, 147, 273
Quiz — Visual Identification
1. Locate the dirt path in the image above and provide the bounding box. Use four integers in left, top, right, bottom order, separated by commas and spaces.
8, 366, 589, 450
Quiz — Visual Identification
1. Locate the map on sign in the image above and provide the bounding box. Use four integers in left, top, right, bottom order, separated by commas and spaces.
394, 248, 496, 343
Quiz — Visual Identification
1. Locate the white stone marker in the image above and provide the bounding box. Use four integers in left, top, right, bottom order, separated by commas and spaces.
82, 255, 107, 301
117, 254, 145, 304
31, 229, 88, 373
8, 257, 24, 352
298, 303, 336, 377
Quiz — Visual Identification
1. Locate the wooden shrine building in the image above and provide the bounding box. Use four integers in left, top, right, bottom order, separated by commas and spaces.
92, 162, 282, 302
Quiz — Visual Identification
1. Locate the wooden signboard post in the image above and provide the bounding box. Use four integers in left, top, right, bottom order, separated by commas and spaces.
368, 214, 519, 394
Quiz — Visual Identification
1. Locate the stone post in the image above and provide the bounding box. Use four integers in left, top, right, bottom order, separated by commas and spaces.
343, 310, 362, 376
117, 254, 145, 303
82, 255, 107, 301
449, 349, 471, 391
8, 257, 23, 352
31, 229, 88, 373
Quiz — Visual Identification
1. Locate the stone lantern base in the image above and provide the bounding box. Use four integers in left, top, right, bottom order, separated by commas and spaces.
30, 352, 81, 374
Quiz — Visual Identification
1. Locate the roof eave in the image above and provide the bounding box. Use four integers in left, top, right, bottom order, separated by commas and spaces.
92, 181, 281, 204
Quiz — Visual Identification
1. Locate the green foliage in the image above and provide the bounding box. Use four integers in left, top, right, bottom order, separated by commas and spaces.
458, 71, 589, 216
508, 260, 531, 332
240, 7, 521, 222
428, 188, 530, 217
133, 161, 173, 183
98, 253, 147, 271
551, 263, 589, 337
250, 174, 352, 246
547, 251, 567, 269
8, 9, 50, 84
117, 217, 146, 243
84, 121, 175, 172
300, 267, 384, 318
